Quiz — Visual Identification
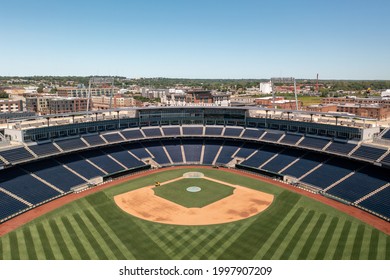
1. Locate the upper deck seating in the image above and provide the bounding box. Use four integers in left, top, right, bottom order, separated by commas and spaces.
351, 145, 388, 161
162, 126, 181, 136
182, 126, 203, 136
261, 132, 283, 142
121, 129, 144, 140
101, 132, 124, 143
142, 127, 162, 138
325, 141, 357, 155
279, 134, 302, 145
55, 138, 87, 151
82, 134, 106, 146
204, 126, 223, 136
28, 143, 60, 157
223, 127, 243, 137
241, 128, 265, 139
0, 147, 34, 163
298, 137, 330, 150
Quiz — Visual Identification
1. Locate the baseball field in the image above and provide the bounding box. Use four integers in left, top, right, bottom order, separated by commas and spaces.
0, 167, 389, 260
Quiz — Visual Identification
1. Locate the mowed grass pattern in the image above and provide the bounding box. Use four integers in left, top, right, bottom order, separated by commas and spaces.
0, 168, 389, 260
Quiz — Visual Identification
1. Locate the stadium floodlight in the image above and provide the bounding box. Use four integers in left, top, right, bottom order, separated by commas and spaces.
87, 77, 115, 113
270, 77, 298, 110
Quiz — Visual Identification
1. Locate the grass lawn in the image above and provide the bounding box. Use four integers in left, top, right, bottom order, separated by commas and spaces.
153, 178, 234, 208
0, 168, 388, 260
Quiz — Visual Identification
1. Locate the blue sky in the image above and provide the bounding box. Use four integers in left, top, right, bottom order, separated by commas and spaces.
1, 0, 389, 79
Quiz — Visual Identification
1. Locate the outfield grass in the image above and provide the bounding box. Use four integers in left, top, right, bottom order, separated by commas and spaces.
154, 178, 234, 207
0, 168, 388, 260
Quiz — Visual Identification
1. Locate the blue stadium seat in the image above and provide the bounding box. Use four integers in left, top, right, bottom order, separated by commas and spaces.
262, 149, 305, 173
234, 143, 260, 158
80, 150, 125, 174
101, 132, 124, 143
241, 145, 282, 168
55, 138, 87, 151
261, 132, 283, 142
182, 139, 202, 163
326, 165, 389, 202
0, 147, 34, 163
162, 126, 181, 136
223, 127, 243, 137
298, 137, 330, 150
279, 134, 302, 145
351, 145, 388, 161
0, 167, 62, 204
56, 154, 105, 179
28, 142, 61, 157
182, 126, 203, 135
142, 127, 162, 137
215, 141, 241, 164
82, 134, 106, 146
204, 126, 223, 136
121, 129, 144, 140
161, 140, 183, 164
143, 141, 171, 165
241, 128, 265, 139
358, 187, 390, 219
325, 141, 357, 155
100, 146, 145, 169
301, 158, 363, 189
380, 153, 390, 166
23, 159, 87, 192
282, 152, 329, 178
202, 140, 222, 164
381, 129, 390, 140
122, 143, 150, 159
0, 191, 30, 221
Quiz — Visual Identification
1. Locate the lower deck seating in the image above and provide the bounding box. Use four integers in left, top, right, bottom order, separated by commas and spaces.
326, 165, 389, 202
101, 146, 145, 169
80, 150, 125, 174
203, 140, 222, 164
182, 139, 202, 163
56, 154, 105, 179
0, 167, 61, 204
241, 145, 282, 168
358, 187, 390, 219
161, 140, 183, 164
300, 158, 363, 189
143, 141, 171, 165
0, 191, 30, 221
282, 152, 329, 178
234, 143, 259, 158
23, 159, 87, 192
215, 141, 240, 164
29, 143, 61, 157
262, 149, 305, 173
122, 143, 150, 159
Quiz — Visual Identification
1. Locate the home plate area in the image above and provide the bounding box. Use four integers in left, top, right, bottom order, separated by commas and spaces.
114, 172, 274, 225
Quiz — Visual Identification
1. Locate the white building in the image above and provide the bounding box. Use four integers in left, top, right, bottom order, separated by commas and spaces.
381, 89, 390, 98
259, 81, 272, 94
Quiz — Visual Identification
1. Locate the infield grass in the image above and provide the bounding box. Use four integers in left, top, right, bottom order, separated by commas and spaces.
153, 178, 234, 207
0, 168, 388, 260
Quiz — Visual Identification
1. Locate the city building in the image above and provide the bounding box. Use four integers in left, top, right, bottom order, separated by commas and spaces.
259, 81, 272, 94
0, 99, 23, 113
92, 95, 136, 110
26, 96, 91, 115
255, 96, 302, 110
141, 88, 168, 99
57, 86, 118, 98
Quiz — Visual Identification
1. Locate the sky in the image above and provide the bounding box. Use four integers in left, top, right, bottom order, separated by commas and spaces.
0, 0, 389, 79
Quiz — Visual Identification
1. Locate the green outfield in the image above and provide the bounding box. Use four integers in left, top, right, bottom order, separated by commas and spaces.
154, 178, 234, 207
0, 168, 389, 260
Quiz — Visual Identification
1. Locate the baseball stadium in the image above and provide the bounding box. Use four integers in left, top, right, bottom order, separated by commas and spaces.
0, 106, 389, 260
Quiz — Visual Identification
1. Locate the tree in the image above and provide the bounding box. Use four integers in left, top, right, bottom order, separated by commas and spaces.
37, 86, 44, 93
0, 90, 9, 98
